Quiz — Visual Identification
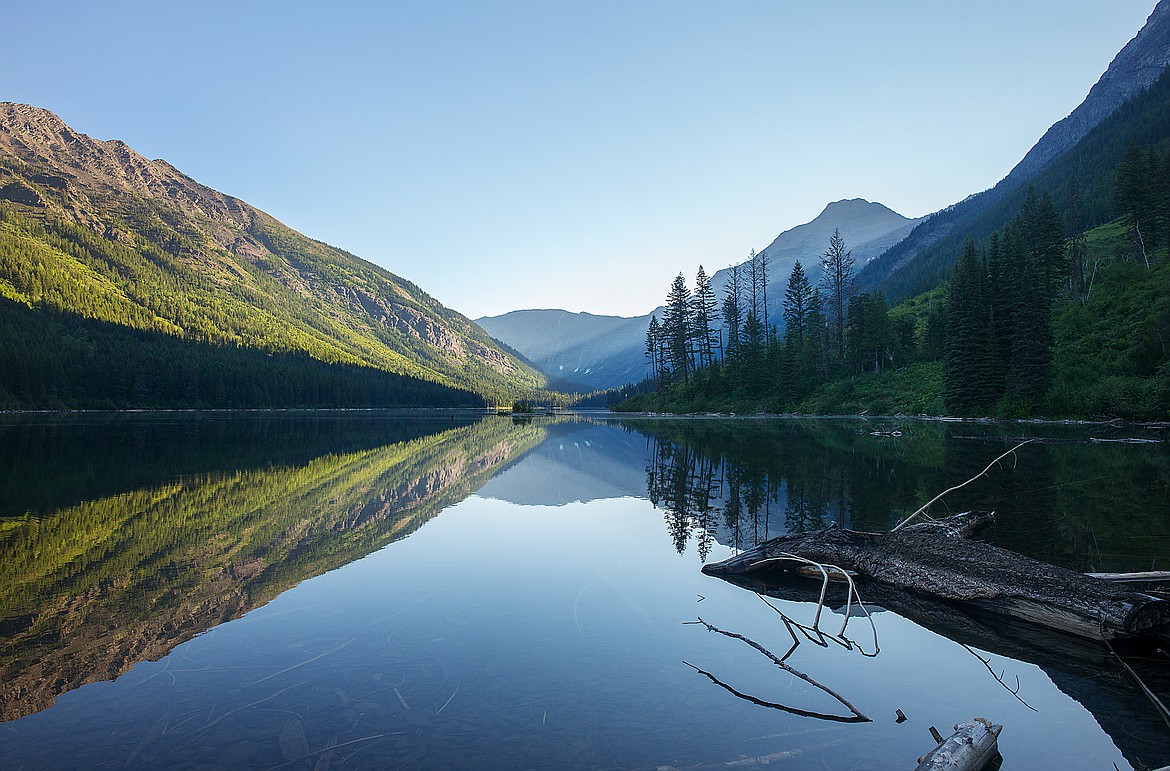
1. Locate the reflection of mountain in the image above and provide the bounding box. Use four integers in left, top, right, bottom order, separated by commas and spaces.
0, 411, 485, 520
476, 422, 647, 506
0, 416, 544, 721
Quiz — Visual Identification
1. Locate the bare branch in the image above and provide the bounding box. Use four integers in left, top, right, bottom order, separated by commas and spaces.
892, 440, 1033, 532
691, 618, 871, 722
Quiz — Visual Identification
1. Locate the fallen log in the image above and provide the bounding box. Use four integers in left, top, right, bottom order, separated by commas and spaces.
914, 717, 1002, 771
702, 512, 1170, 641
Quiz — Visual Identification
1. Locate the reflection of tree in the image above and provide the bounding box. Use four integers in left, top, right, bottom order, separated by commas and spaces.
635, 417, 1170, 573
647, 435, 784, 558
784, 478, 827, 533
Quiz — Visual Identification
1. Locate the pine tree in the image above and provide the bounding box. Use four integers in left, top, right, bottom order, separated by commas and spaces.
1065, 184, 1087, 304
944, 240, 995, 414
1115, 141, 1155, 267
820, 227, 854, 363
782, 260, 814, 348
663, 273, 693, 383
1006, 247, 1053, 407
645, 314, 661, 379
692, 265, 719, 367
722, 264, 743, 359
756, 249, 770, 329
986, 229, 1012, 398
746, 249, 760, 319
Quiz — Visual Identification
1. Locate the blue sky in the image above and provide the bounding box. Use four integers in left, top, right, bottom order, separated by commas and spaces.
2, 1, 1157, 318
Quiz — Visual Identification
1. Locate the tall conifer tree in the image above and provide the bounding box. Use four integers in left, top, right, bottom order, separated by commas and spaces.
944, 240, 994, 414
820, 228, 854, 363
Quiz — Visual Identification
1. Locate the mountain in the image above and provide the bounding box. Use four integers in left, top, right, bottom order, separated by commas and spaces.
709, 198, 922, 314
1006, 1, 1170, 185
860, 0, 1170, 299
480, 198, 920, 391
0, 103, 546, 406
478, 309, 653, 390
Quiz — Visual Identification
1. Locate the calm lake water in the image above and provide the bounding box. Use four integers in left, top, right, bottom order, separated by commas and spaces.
0, 412, 1168, 769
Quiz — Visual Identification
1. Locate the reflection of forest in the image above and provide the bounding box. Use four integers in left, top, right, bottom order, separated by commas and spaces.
0, 416, 545, 721
635, 418, 1170, 572
642, 420, 943, 559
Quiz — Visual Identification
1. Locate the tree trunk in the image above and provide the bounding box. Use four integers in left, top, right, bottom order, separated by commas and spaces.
702, 512, 1170, 641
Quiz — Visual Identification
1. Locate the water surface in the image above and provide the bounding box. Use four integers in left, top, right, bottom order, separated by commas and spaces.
0, 413, 1167, 769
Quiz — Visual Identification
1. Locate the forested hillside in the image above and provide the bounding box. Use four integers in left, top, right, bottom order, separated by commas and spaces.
863, 64, 1170, 301
0, 104, 548, 408
621, 154, 1170, 420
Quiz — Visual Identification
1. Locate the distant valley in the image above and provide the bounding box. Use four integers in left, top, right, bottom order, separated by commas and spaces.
480, 199, 921, 391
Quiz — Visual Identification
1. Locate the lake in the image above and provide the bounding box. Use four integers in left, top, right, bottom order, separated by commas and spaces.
0, 411, 1168, 769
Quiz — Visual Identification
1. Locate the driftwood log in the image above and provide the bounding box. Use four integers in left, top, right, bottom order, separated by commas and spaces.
914, 717, 1002, 771
702, 512, 1170, 641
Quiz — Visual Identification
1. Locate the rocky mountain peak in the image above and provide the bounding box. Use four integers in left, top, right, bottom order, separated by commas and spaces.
1006, 0, 1170, 183
0, 102, 246, 228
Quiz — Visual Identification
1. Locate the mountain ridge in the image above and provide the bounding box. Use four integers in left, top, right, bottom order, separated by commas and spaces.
0, 103, 545, 404
480, 197, 920, 390
1006, 0, 1170, 185
860, 0, 1170, 298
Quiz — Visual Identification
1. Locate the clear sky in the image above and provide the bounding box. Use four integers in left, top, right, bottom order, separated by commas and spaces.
1, 1, 1158, 318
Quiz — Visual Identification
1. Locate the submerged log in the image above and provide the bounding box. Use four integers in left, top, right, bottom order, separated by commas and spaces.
714, 571, 1170, 771
914, 717, 1002, 771
702, 512, 1170, 641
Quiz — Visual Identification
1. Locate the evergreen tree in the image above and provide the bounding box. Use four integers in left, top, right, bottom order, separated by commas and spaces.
1006, 248, 1053, 407
1115, 140, 1155, 266
746, 249, 760, 319
1021, 188, 1065, 295
944, 240, 995, 414
756, 249, 770, 329
820, 227, 854, 362
663, 273, 694, 382
645, 314, 661, 379
1065, 184, 1087, 304
722, 264, 744, 359
781, 261, 825, 401
692, 266, 720, 366
986, 228, 1013, 397
782, 260, 815, 348
846, 292, 890, 373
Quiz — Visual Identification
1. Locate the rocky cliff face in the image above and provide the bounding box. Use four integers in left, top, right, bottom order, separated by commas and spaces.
0, 103, 542, 395
1006, 0, 1170, 184
0, 105, 243, 221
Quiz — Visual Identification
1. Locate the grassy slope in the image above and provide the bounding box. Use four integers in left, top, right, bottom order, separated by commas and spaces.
0, 154, 548, 403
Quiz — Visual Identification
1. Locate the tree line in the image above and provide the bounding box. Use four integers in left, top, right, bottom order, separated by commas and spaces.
638, 225, 916, 411
627, 155, 1169, 419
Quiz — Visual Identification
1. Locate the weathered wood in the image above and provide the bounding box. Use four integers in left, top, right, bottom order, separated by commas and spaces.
914, 717, 1002, 771
702, 512, 1170, 641
1088, 571, 1170, 583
